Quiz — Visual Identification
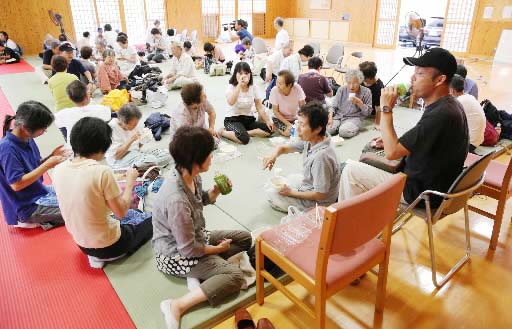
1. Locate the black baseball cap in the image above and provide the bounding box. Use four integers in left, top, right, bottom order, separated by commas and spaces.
59, 42, 75, 52
403, 47, 457, 80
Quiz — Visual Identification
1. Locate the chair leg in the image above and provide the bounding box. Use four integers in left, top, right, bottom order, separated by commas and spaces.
427, 204, 471, 288
255, 239, 265, 305
490, 198, 505, 250
375, 257, 389, 313
315, 293, 326, 329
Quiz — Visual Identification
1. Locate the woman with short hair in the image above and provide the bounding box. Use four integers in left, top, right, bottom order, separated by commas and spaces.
270, 69, 306, 136
0, 101, 66, 229
328, 69, 372, 138
53, 117, 152, 268
153, 126, 252, 329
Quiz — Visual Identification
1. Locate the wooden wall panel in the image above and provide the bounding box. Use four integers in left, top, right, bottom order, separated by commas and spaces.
165, 0, 203, 41
0, 0, 76, 55
469, 0, 512, 57
291, 0, 378, 44
265, 1, 293, 38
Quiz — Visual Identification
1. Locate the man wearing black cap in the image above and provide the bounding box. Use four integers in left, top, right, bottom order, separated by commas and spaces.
56, 43, 94, 93
339, 48, 469, 208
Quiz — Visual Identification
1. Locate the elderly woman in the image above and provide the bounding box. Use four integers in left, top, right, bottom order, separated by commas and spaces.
328, 69, 372, 138
152, 126, 252, 329
270, 69, 306, 136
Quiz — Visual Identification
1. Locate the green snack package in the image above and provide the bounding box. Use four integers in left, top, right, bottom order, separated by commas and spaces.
396, 83, 408, 97
214, 172, 232, 195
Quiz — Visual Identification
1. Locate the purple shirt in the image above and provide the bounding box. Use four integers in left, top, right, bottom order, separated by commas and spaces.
298, 70, 332, 103
0, 133, 47, 225
464, 77, 479, 100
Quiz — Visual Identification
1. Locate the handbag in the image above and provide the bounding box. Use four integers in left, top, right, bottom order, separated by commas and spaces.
359, 141, 404, 173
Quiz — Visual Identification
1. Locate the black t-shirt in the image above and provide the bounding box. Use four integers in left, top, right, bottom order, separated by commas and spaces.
362, 79, 384, 113
399, 95, 469, 208
42, 49, 54, 65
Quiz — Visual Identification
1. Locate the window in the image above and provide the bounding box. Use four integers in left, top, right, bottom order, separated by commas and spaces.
70, 0, 167, 45
238, 0, 253, 34
95, 0, 122, 32
253, 0, 266, 13
442, 0, 476, 53
124, 0, 146, 44
145, 0, 166, 30
70, 0, 98, 41
220, 0, 236, 33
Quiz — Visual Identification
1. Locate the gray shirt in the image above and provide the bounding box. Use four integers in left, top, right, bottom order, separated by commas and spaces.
330, 85, 373, 122
152, 169, 213, 258
289, 137, 341, 207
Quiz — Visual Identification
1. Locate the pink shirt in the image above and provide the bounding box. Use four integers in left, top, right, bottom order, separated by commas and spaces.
269, 84, 306, 121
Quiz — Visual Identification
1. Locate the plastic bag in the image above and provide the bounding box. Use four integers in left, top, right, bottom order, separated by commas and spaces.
146, 87, 168, 109
101, 89, 130, 111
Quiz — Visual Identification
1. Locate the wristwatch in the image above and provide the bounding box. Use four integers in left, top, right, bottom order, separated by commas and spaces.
381, 105, 393, 113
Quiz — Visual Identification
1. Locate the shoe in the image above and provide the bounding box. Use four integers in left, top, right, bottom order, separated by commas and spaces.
88, 256, 106, 269
256, 318, 275, 329
160, 299, 179, 329
350, 273, 367, 286
235, 308, 255, 329
14, 221, 40, 229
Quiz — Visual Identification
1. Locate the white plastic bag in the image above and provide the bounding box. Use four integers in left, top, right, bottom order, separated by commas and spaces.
280, 206, 302, 224
146, 87, 168, 108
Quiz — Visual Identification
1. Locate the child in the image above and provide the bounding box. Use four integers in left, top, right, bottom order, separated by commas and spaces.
48, 55, 79, 111
0, 101, 66, 229
359, 61, 384, 129
97, 49, 127, 94
0, 41, 20, 64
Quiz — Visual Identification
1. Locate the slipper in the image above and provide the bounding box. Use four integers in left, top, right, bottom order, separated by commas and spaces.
235, 308, 255, 329
256, 318, 275, 329
160, 299, 179, 329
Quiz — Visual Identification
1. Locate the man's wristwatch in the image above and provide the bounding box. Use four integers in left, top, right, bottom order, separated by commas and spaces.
381, 105, 393, 113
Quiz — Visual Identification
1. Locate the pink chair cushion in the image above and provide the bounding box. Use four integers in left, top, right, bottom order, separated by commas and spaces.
465, 153, 510, 191
261, 227, 385, 288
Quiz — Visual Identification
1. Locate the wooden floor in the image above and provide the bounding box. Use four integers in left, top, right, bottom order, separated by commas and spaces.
214, 43, 512, 329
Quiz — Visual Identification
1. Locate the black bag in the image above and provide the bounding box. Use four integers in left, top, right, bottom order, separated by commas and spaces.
203, 55, 214, 74
247, 245, 284, 279
481, 99, 502, 127
359, 142, 405, 173
327, 77, 340, 96
225, 60, 233, 75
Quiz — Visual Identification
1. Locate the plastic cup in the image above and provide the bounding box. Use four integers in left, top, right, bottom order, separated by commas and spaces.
348, 92, 356, 100
396, 83, 408, 97
214, 172, 232, 195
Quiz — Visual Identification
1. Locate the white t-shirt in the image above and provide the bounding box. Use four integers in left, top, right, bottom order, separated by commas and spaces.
280, 53, 302, 80
104, 31, 118, 48
275, 29, 289, 51
116, 45, 140, 76
106, 118, 145, 164
225, 84, 263, 117
168, 53, 196, 79
55, 104, 111, 143
6, 39, 18, 51
76, 37, 91, 50
267, 50, 285, 75
53, 158, 122, 249
457, 94, 486, 147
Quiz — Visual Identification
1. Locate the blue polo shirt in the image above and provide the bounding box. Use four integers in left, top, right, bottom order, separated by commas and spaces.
237, 28, 253, 41
0, 132, 47, 225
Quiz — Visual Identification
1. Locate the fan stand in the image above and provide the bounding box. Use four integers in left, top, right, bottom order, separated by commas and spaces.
384, 35, 424, 87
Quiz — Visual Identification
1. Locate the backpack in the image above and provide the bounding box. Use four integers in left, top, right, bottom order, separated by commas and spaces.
203, 55, 215, 74
481, 99, 502, 127
482, 120, 499, 146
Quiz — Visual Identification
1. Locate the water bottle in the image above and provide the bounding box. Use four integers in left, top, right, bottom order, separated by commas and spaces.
290, 120, 298, 141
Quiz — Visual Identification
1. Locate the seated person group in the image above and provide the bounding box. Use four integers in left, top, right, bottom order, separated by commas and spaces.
1, 20, 486, 329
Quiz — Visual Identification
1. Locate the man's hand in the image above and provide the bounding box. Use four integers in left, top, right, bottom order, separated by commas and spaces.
44, 155, 67, 169
51, 145, 66, 157
380, 86, 398, 109
371, 136, 384, 149
266, 120, 274, 132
